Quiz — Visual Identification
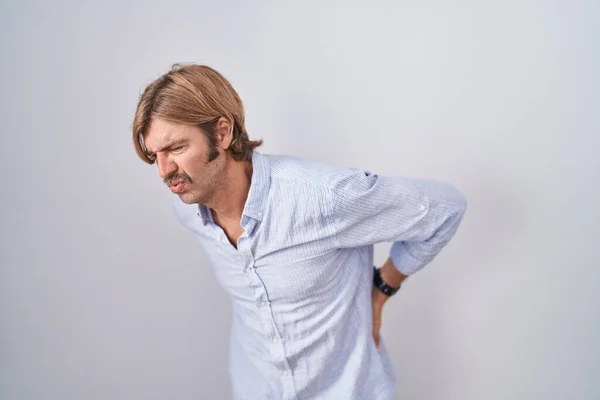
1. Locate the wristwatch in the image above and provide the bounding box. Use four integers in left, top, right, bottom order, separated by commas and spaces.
373, 266, 401, 297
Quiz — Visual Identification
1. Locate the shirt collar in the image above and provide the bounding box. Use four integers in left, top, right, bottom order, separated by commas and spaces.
196, 151, 270, 225
241, 151, 270, 222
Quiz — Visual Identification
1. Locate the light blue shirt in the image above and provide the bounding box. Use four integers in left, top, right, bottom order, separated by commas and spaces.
172, 151, 467, 400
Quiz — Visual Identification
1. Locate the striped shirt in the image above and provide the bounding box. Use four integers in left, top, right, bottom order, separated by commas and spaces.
172, 151, 467, 399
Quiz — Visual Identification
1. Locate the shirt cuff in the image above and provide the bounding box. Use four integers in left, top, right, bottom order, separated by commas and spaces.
390, 241, 426, 276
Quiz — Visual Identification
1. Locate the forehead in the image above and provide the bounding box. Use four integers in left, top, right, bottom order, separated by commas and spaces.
143, 119, 198, 152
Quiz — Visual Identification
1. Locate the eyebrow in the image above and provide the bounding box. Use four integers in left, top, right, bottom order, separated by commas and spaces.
147, 138, 188, 157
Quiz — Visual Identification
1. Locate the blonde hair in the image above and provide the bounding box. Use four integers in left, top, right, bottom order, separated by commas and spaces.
132, 64, 262, 164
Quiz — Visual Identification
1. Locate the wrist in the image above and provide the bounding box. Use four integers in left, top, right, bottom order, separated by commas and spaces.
372, 285, 390, 306
373, 266, 401, 297
379, 257, 408, 288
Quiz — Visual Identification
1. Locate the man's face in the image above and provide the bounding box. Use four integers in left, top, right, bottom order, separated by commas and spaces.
143, 118, 228, 205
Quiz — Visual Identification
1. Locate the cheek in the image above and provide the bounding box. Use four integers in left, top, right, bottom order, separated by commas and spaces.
177, 153, 206, 179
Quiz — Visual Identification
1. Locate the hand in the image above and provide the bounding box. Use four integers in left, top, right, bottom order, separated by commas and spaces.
371, 285, 389, 353
371, 258, 408, 352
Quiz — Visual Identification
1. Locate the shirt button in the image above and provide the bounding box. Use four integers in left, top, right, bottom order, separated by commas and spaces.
419, 204, 426, 212
260, 301, 269, 308
282, 370, 290, 377
271, 337, 279, 344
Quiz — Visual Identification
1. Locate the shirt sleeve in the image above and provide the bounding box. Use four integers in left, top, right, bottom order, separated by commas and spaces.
331, 168, 467, 275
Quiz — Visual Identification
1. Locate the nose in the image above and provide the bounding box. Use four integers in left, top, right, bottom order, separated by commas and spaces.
156, 153, 177, 179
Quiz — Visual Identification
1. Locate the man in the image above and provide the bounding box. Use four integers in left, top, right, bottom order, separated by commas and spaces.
132, 64, 467, 400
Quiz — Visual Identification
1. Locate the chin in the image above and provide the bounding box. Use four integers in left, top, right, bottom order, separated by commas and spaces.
179, 191, 207, 205
177, 193, 197, 204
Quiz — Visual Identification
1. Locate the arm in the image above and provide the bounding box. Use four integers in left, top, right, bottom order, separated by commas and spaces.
379, 256, 409, 288
331, 168, 467, 350
332, 168, 467, 277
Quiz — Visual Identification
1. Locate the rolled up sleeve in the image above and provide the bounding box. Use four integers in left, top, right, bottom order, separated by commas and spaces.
331, 168, 467, 275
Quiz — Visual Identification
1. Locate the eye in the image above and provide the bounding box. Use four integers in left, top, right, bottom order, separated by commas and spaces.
171, 146, 185, 153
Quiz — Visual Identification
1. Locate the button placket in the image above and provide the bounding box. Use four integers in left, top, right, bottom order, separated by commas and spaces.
238, 217, 296, 398
259, 300, 270, 308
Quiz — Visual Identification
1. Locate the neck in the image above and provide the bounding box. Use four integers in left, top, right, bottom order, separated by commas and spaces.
208, 158, 253, 223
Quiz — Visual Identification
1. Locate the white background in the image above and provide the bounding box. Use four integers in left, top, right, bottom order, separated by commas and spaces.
1, 1, 598, 399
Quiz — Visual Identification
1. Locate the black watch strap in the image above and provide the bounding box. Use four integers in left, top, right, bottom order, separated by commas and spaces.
373, 266, 401, 297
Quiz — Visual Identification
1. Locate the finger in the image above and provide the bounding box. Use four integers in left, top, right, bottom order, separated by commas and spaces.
372, 317, 380, 351
372, 321, 380, 349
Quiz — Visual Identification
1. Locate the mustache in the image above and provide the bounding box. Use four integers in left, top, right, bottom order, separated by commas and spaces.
164, 172, 192, 186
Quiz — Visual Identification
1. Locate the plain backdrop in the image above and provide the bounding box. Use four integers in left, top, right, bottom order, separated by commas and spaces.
1, 1, 599, 399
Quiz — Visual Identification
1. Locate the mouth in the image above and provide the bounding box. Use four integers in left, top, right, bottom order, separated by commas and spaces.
169, 181, 186, 193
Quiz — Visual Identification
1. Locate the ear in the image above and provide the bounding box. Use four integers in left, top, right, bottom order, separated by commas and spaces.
214, 117, 233, 150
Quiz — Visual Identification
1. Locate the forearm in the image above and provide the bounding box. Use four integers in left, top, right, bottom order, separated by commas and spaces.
379, 256, 409, 288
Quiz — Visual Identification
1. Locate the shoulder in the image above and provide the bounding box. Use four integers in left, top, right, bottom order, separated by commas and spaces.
264, 153, 364, 191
